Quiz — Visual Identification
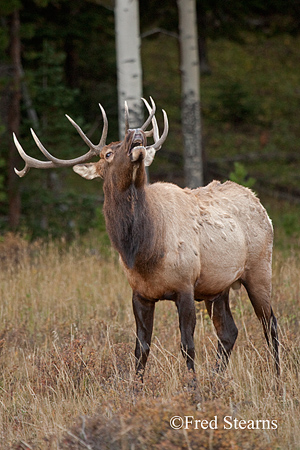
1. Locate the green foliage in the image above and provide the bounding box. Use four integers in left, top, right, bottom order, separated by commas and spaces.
19, 183, 100, 239
281, 212, 300, 237
213, 80, 260, 124
229, 162, 256, 188
0, 0, 21, 15
24, 40, 80, 151
0, 0, 120, 238
16, 40, 97, 239
141, 0, 300, 42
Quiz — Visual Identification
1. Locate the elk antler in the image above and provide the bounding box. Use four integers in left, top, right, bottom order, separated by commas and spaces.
124, 97, 157, 134
14, 104, 108, 178
141, 97, 157, 132
141, 98, 169, 167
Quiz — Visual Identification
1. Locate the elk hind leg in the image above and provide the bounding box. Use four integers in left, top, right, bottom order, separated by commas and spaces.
243, 277, 280, 376
205, 290, 238, 372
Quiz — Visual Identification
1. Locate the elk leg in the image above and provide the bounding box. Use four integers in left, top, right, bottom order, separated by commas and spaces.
243, 279, 280, 376
132, 292, 155, 381
176, 292, 196, 372
205, 290, 238, 372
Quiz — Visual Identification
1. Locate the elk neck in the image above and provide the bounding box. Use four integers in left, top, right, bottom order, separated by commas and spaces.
103, 168, 160, 271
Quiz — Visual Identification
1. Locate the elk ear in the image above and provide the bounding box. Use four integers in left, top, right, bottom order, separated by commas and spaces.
73, 163, 101, 180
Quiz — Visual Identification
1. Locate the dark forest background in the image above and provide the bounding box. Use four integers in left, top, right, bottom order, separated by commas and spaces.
1, 0, 300, 242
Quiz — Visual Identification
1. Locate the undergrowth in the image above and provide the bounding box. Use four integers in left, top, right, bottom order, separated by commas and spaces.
0, 233, 299, 449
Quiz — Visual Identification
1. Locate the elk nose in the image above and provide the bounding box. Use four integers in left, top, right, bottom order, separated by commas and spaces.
130, 145, 146, 163
132, 129, 145, 143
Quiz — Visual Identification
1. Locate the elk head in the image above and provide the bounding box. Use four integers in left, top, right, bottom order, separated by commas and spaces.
14, 98, 168, 192
77, 127, 150, 191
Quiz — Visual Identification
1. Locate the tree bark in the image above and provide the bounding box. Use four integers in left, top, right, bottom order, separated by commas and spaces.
8, 9, 22, 229
115, 0, 143, 139
177, 0, 203, 188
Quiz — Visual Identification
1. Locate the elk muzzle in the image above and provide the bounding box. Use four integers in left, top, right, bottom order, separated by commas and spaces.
128, 129, 147, 163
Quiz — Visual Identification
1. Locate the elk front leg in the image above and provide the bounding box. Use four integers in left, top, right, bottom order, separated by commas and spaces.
132, 292, 155, 381
176, 291, 196, 372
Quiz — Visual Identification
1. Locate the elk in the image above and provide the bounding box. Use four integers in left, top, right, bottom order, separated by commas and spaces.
14, 98, 280, 380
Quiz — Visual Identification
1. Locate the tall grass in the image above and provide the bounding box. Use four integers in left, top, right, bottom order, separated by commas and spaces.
0, 233, 299, 449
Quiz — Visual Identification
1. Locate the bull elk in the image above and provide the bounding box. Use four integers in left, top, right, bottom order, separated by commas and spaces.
14, 98, 280, 380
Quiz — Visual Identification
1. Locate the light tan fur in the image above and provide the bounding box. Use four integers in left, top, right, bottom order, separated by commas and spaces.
121, 180, 273, 302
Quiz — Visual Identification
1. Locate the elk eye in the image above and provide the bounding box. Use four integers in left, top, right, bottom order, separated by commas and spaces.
105, 151, 113, 159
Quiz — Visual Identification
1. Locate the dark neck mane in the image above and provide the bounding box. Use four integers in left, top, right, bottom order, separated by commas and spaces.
103, 183, 157, 270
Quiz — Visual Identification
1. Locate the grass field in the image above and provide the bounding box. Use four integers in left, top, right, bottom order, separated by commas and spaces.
0, 230, 299, 449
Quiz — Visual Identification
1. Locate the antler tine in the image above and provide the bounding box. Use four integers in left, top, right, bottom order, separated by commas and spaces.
142, 98, 159, 141
14, 128, 98, 178
141, 97, 156, 131
98, 103, 108, 148
30, 128, 96, 165
124, 101, 130, 133
13, 103, 108, 177
150, 109, 169, 151
65, 117, 96, 154
142, 101, 168, 168
66, 103, 108, 153
13, 132, 56, 177
143, 98, 169, 151
14, 105, 109, 177
65, 115, 92, 148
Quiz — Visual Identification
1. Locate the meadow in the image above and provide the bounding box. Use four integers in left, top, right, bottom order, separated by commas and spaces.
0, 227, 299, 449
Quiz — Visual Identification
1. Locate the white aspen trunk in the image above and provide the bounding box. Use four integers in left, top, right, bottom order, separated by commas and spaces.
115, 0, 143, 139
177, 0, 203, 188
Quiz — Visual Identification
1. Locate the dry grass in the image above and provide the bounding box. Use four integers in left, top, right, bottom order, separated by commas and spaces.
0, 233, 300, 449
